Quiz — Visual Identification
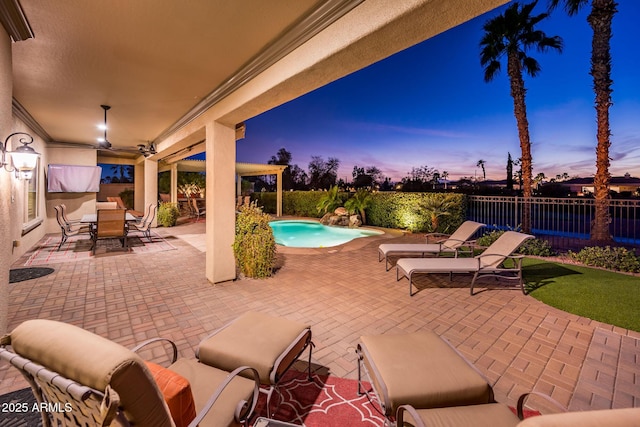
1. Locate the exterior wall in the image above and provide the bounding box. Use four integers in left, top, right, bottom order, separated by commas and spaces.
97, 183, 134, 203
8, 117, 48, 263
44, 147, 97, 234
0, 26, 11, 333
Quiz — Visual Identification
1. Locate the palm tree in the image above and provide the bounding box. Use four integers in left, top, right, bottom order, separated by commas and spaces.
344, 189, 373, 224
534, 172, 547, 189
549, 0, 617, 243
476, 160, 486, 180
480, 1, 562, 233
316, 185, 342, 215
419, 195, 456, 232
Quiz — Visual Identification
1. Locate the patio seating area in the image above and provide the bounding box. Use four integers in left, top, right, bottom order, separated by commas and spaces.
2, 220, 639, 418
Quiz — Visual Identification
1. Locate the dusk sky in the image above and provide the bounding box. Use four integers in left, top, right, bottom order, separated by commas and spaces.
235, 1, 640, 183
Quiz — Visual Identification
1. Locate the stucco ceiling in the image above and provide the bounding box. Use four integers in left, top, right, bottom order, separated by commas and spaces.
10, 0, 508, 159
11, 0, 332, 152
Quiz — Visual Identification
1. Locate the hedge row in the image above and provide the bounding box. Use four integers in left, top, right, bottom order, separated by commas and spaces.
252, 191, 466, 233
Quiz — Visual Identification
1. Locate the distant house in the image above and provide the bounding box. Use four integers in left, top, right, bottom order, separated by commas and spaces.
558, 174, 640, 196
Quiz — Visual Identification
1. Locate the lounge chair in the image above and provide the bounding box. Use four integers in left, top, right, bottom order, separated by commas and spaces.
396, 230, 533, 296
0, 319, 260, 427
378, 221, 485, 271
108, 195, 144, 217
196, 311, 313, 418
53, 204, 90, 250
397, 404, 640, 427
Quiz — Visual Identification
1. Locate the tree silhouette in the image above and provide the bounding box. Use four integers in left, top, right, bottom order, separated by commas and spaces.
480, 1, 562, 232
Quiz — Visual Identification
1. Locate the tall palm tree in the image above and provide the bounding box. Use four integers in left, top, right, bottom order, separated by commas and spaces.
441, 171, 449, 190
476, 159, 486, 180
549, 0, 617, 243
480, 1, 562, 233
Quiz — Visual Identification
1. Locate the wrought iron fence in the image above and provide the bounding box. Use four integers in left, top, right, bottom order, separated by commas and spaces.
466, 196, 640, 250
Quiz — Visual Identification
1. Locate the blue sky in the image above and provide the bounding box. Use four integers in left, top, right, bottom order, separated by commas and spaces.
236, 1, 640, 182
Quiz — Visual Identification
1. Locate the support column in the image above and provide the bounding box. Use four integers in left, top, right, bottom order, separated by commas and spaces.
276, 170, 283, 217
205, 121, 236, 283
170, 163, 178, 203
144, 158, 158, 226
134, 163, 144, 212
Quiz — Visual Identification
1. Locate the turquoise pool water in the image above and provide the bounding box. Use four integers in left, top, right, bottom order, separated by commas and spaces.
269, 220, 383, 248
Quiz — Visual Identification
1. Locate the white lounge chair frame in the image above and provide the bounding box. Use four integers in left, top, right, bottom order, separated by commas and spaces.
395, 231, 533, 296
378, 221, 485, 271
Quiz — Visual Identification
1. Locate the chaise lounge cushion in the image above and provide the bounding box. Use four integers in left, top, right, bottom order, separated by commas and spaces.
359, 331, 493, 416
516, 407, 640, 427
169, 358, 257, 427
399, 403, 521, 427
8, 319, 173, 426
197, 311, 310, 385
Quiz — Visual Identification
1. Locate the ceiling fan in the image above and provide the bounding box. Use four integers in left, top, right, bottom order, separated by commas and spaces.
98, 104, 112, 149
96, 105, 154, 156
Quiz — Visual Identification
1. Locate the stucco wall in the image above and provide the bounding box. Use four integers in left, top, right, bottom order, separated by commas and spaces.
44, 147, 98, 235
0, 26, 11, 334
8, 116, 48, 264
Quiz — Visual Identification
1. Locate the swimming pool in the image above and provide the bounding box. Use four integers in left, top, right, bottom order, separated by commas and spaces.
269, 220, 383, 248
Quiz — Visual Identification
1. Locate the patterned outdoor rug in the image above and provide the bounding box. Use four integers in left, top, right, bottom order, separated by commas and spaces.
252, 371, 385, 426
0, 372, 382, 427
23, 231, 176, 266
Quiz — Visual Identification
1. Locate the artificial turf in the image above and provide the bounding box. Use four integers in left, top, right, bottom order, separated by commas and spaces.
523, 258, 640, 332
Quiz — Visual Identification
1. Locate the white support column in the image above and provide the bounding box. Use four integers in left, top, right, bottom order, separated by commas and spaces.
134, 163, 144, 212
170, 163, 178, 203
144, 158, 158, 226
205, 121, 236, 283
276, 170, 283, 217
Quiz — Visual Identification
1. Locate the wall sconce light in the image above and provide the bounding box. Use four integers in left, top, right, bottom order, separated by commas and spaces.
0, 132, 40, 180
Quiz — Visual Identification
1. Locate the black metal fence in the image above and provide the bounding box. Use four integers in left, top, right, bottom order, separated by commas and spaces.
466, 196, 640, 250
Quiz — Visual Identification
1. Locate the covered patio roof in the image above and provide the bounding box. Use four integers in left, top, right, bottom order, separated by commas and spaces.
159, 160, 287, 216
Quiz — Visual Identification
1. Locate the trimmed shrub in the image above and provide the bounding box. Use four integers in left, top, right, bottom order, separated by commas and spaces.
252, 191, 465, 232
568, 246, 640, 273
118, 188, 134, 209
367, 192, 465, 233
233, 204, 276, 278
157, 202, 180, 227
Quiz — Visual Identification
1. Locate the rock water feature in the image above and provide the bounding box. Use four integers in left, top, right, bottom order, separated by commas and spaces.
319, 207, 363, 228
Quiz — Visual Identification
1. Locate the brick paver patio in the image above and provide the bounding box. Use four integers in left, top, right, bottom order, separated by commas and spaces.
2, 221, 639, 414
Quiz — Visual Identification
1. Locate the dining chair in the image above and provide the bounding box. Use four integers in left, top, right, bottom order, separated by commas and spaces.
131, 203, 158, 241
191, 198, 206, 222
91, 208, 128, 255
53, 205, 91, 250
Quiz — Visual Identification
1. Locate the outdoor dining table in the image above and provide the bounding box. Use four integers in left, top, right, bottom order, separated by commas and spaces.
80, 213, 138, 223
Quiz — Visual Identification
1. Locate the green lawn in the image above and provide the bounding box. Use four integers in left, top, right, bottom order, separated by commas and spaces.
523, 258, 640, 332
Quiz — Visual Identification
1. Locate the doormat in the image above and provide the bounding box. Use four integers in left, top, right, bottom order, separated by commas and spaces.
9, 267, 55, 283
0, 388, 41, 427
